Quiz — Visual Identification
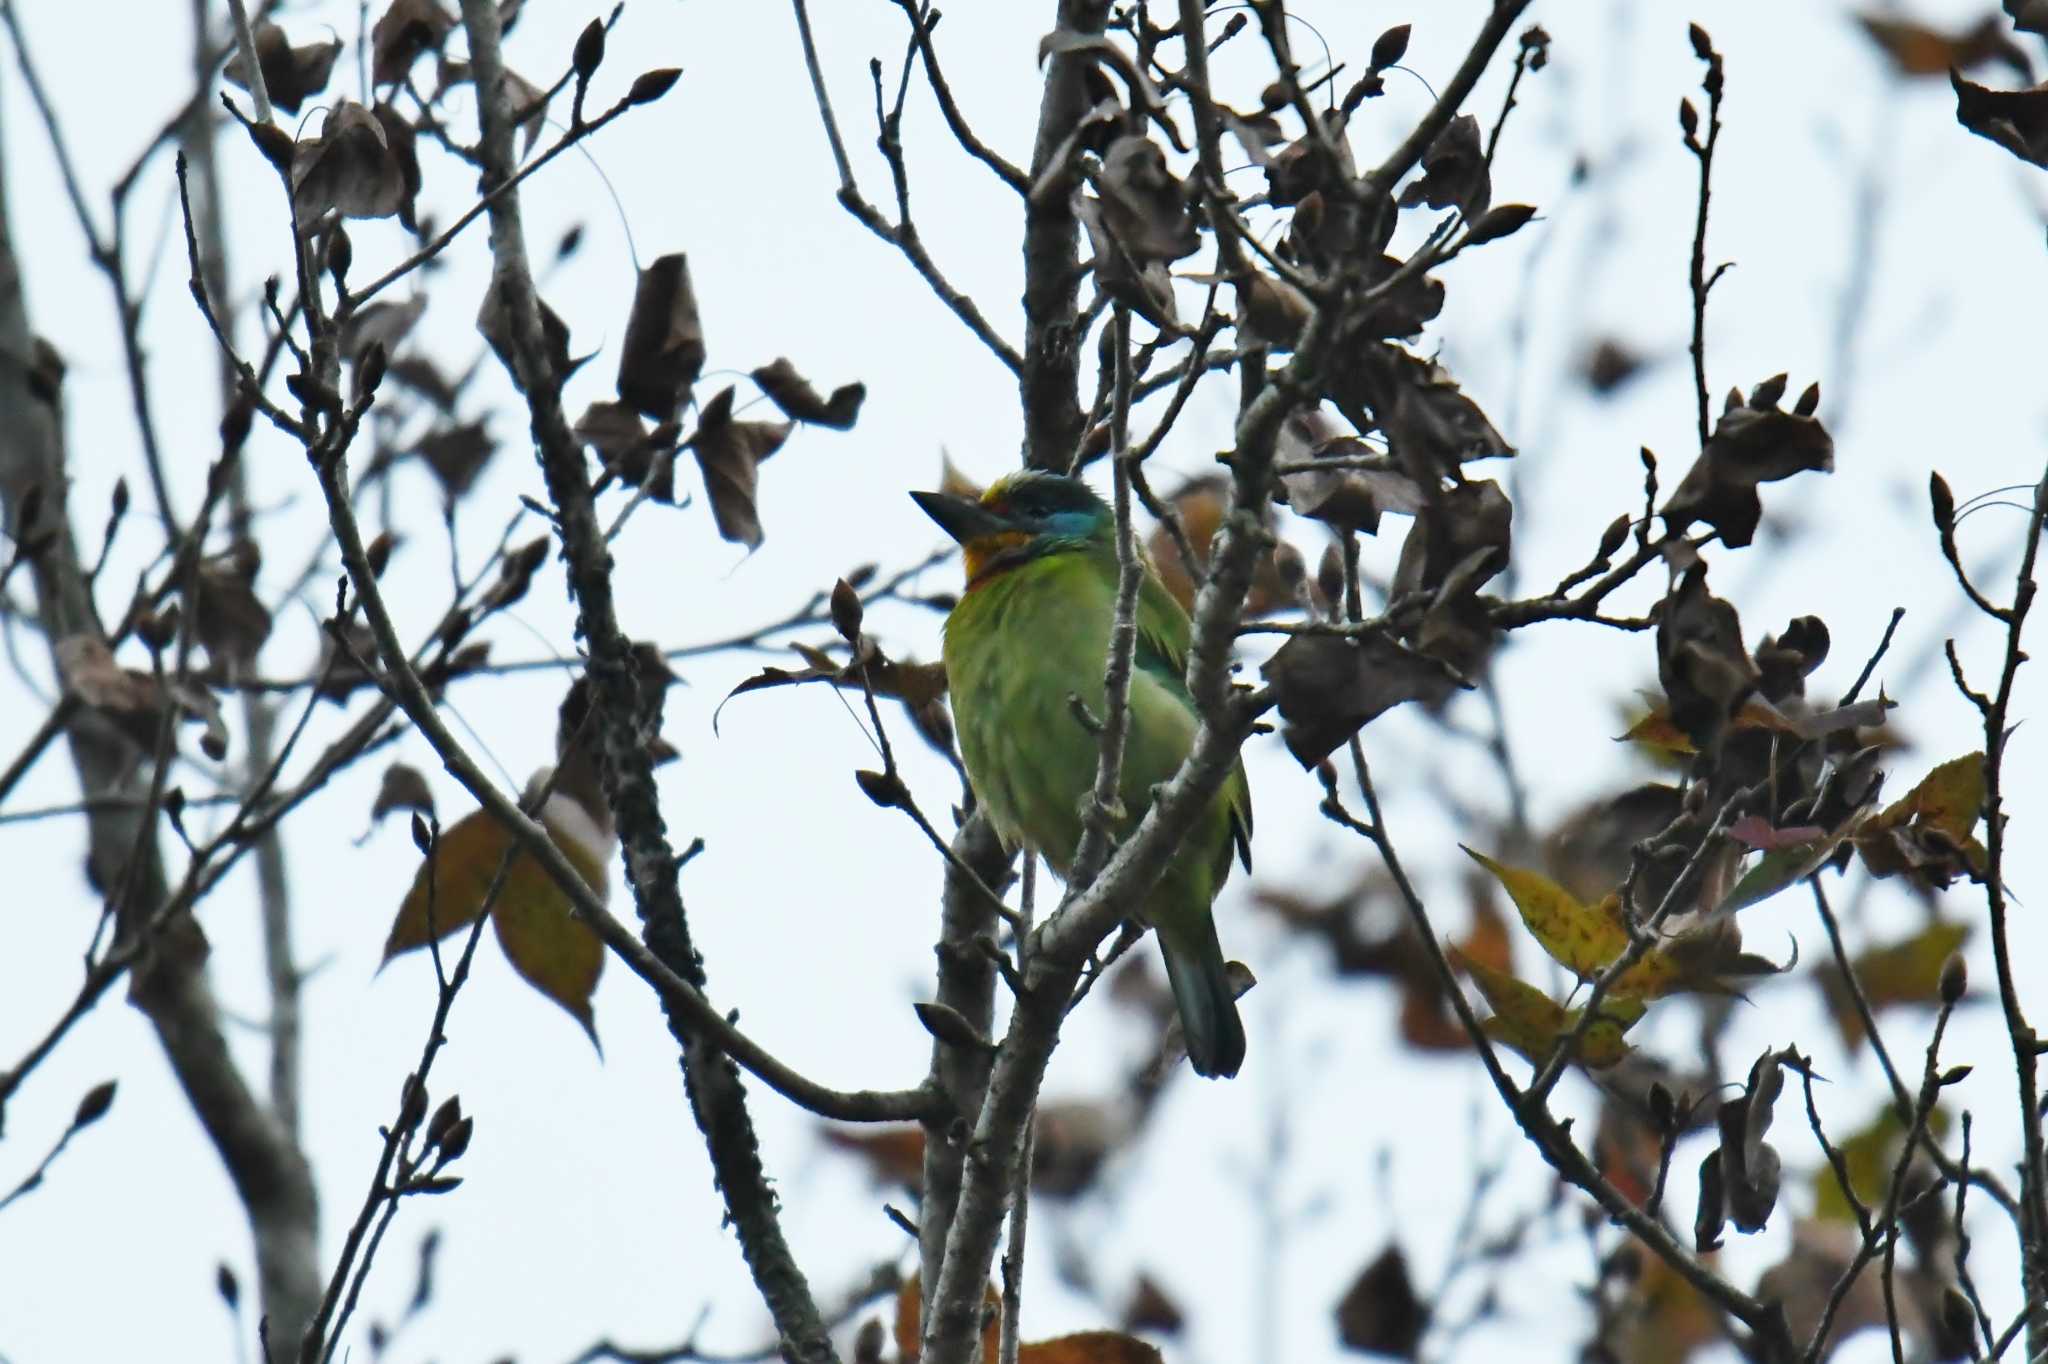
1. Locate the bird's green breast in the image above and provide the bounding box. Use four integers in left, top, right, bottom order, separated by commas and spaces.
942, 549, 1230, 887
943, 553, 1112, 868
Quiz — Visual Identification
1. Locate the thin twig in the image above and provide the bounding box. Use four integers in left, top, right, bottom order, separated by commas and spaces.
789, 0, 1022, 376
1682, 30, 1725, 449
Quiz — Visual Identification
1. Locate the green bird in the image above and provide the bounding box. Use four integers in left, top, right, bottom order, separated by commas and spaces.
912, 471, 1252, 1078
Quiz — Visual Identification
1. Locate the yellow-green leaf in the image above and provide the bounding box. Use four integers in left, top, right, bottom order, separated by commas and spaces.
1619, 699, 1798, 756
1464, 847, 1627, 978
1890, 753, 1985, 840
386, 806, 513, 956
1448, 943, 1644, 1070
1463, 847, 1698, 998
1854, 753, 1989, 886
1619, 707, 1698, 757
385, 795, 612, 1042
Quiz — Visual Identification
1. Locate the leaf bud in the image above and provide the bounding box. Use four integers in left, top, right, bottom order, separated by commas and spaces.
1273, 541, 1307, 589
73, 1080, 117, 1129
854, 768, 908, 809
247, 121, 295, 173
1465, 203, 1538, 246
1648, 1080, 1675, 1132
626, 68, 681, 106
1940, 951, 1968, 1006
830, 577, 864, 643
367, 530, 397, 579
1369, 24, 1410, 70
572, 18, 606, 85
425, 1095, 463, 1149
1930, 472, 1955, 533
397, 1073, 427, 1133
437, 1114, 474, 1163
327, 226, 353, 289
1597, 513, 1631, 562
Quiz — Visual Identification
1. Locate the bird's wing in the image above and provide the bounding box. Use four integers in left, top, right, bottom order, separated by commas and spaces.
1132, 565, 1192, 690
1135, 567, 1253, 873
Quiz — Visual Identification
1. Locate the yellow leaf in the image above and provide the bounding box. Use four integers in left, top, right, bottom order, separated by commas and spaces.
386, 806, 512, 956
1448, 944, 1643, 1070
1464, 847, 1628, 977
1619, 708, 1697, 756
1884, 753, 1985, 839
1609, 1239, 1722, 1364
1855, 754, 1989, 888
1619, 700, 1797, 756
1466, 848, 1710, 999
385, 794, 612, 1042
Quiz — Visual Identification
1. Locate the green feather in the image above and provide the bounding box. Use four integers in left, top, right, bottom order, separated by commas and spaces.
942, 519, 1251, 1078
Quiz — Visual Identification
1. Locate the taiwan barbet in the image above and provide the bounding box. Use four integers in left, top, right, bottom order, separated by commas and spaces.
911, 472, 1252, 1077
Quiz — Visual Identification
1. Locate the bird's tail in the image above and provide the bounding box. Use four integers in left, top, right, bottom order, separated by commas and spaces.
1157, 913, 1246, 1079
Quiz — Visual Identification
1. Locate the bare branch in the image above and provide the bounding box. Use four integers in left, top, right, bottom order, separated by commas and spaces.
789, 0, 1022, 375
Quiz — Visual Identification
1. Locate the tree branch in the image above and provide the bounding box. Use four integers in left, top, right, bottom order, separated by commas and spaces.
454, 6, 844, 1356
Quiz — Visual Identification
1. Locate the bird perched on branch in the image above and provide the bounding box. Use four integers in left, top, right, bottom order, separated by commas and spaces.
912, 471, 1252, 1077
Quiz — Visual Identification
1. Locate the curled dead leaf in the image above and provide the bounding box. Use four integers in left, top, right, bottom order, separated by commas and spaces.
1660, 375, 1833, 548
292, 101, 407, 224
750, 357, 865, 430
414, 421, 496, 500
225, 21, 342, 115
1334, 1246, 1428, 1359
371, 0, 455, 88
689, 386, 791, 549
617, 254, 705, 421
1260, 630, 1468, 767
1397, 113, 1489, 217
477, 274, 580, 394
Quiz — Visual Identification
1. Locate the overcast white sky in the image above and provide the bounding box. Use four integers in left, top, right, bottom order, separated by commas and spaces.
1, 2, 2045, 1362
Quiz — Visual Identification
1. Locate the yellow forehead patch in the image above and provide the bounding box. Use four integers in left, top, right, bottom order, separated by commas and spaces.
979, 474, 1026, 509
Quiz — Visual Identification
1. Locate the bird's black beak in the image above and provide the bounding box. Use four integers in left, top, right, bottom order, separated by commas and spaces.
911, 489, 1012, 544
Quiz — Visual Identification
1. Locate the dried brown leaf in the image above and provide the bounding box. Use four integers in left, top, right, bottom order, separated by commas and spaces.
1660, 377, 1834, 548
341, 296, 427, 367
1397, 112, 1489, 217
291, 101, 406, 224
371, 0, 455, 88
370, 763, 436, 826
414, 421, 496, 499
1095, 134, 1198, 262
1335, 1246, 1428, 1359
225, 21, 342, 115
188, 540, 273, 670
616, 254, 705, 420
1261, 630, 1468, 767
689, 386, 790, 549
750, 357, 865, 430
